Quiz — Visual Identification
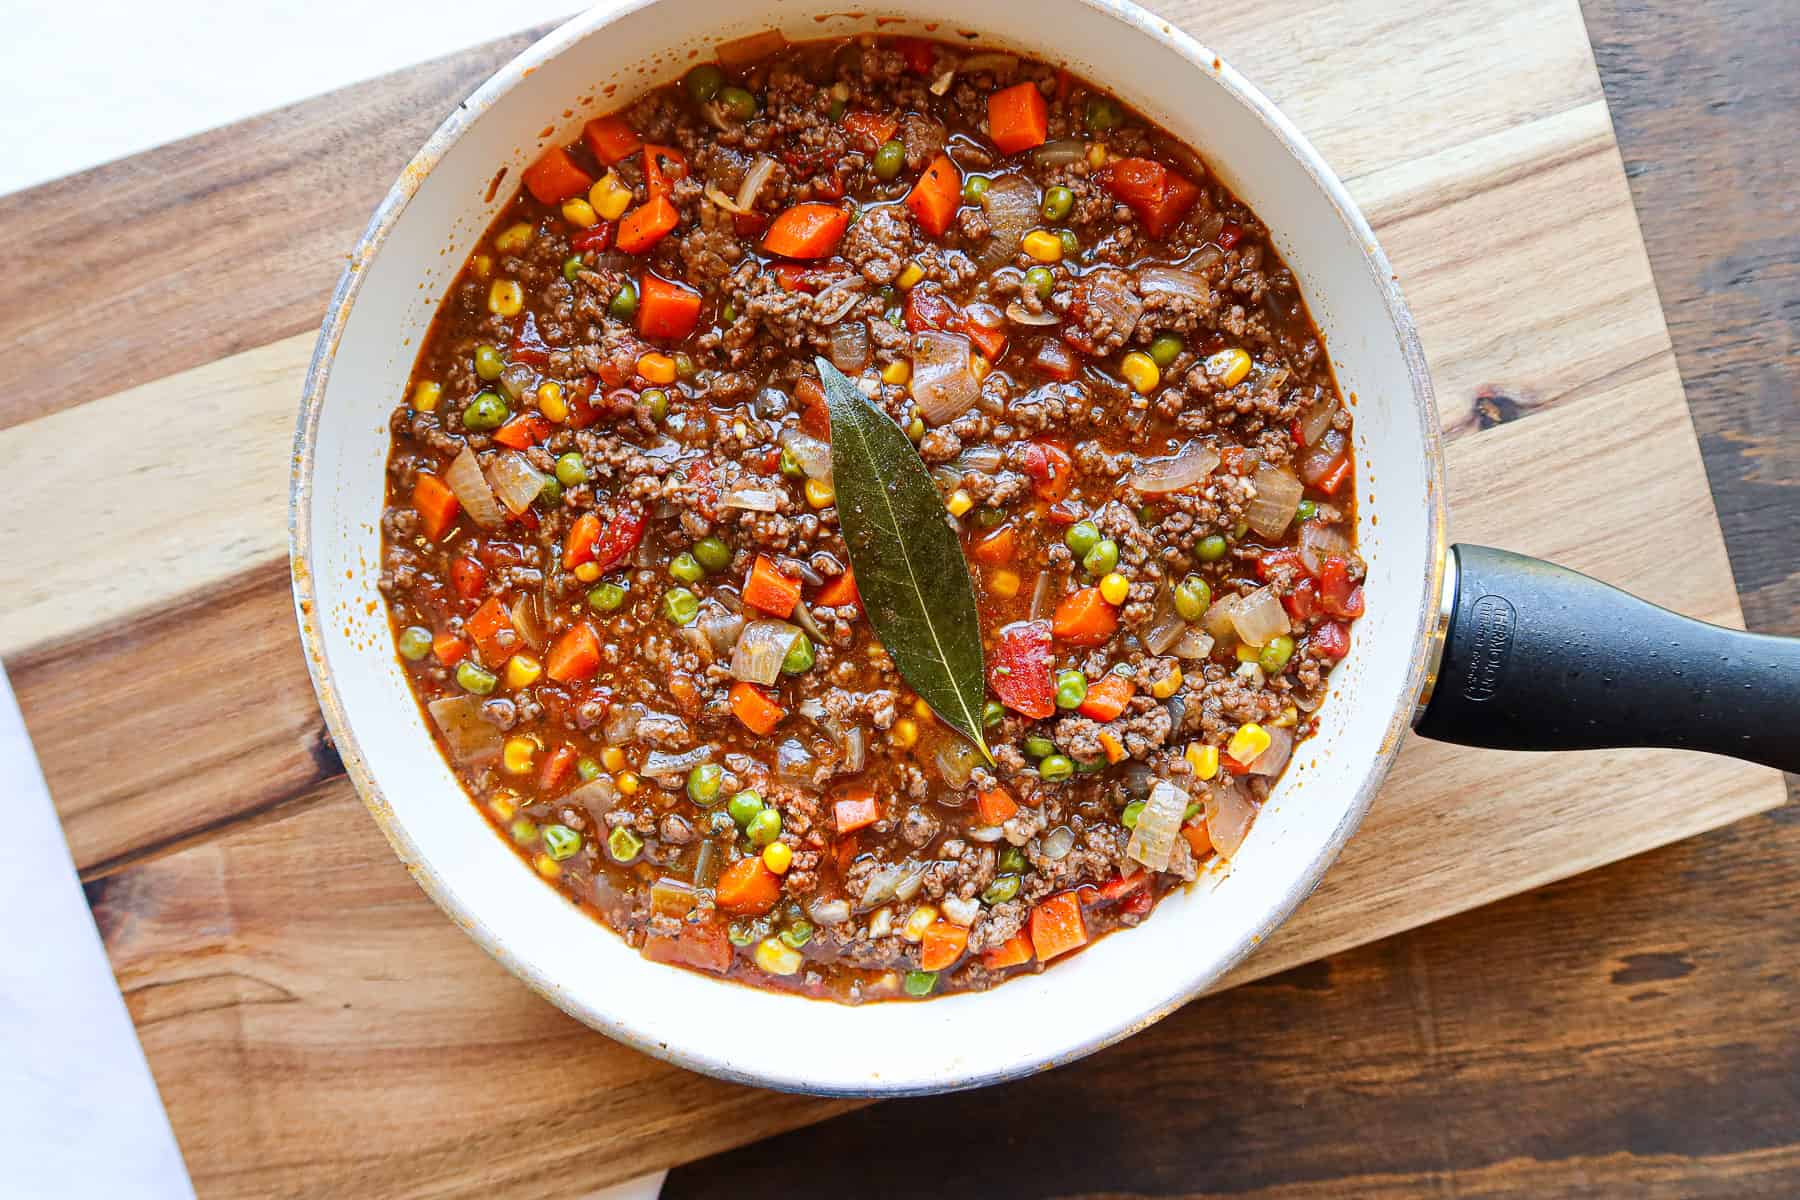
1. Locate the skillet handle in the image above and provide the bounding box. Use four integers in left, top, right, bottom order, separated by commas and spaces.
1413, 544, 1800, 774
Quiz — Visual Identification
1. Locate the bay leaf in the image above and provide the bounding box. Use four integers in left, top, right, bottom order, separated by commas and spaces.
815, 359, 992, 763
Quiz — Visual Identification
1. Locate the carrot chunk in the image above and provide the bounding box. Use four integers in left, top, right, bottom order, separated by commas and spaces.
813, 567, 860, 612
833, 786, 882, 834
729, 681, 786, 735
412, 473, 460, 541
743, 555, 802, 617
975, 787, 1019, 826
716, 857, 781, 915
1052, 587, 1120, 646
637, 272, 703, 340
981, 932, 1035, 970
988, 82, 1049, 154
904, 153, 963, 238
616, 194, 679, 253
583, 114, 642, 165
465, 597, 515, 664
762, 203, 851, 259
545, 622, 601, 683
522, 145, 593, 206
919, 921, 970, 972
1028, 891, 1089, 961
1077, 673, 1135, 722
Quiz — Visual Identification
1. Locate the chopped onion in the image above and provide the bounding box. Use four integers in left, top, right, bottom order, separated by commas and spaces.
1246, 726, 1294, 777
976, 174, 1039, 272
909, 329, 982, 423
732, 619, 803, 685
776, 737, 815, 783
808, 898, 852, 926
509, 595, 545, 650
957, 51, 1019, 75
1297, 427, 1350, 487
642, 745, 715, 779
444, 446, 504, 530
498, 362, 537, 402
894, 864, 929, 902
1005, 301, 1060, 326
603, 702, 643, 746
722, 487, 783, 512
929, 67, 956, 96
677, 624, 715, 662
858, 861, 909, 909
829, 319, 870, 373
867, 907, 894, 936
1230, 585, 1290, 648
485, 451, 548, 516
1203, 780, 1256, 859
1174, 627, 1215, 659
814, 284, 863, 326
967, 824, 1007, 842
1245, 464, 1304, 538
1136, 265, 1212, 304
941, 895, 980, 926
1143, 588, 1187, 655
1080, 269, 1144, 345
736, 154, 777, 212
703, 183, 751, 215
780, 556, 825, 587
1029, 570, 1054, 620
956, 444, 1004, 474
1299, 520, 1353, 576
699, 603, 746, 657
1202, 593, 1242, 640
1029, 138, 1087, 168
1154, 134, 1210, 186
1127, 440, 1219, 494
1040, 825, 1076, 860
840, 726, 867, 774
1299, 394, 1339, 446
778, 426, 833, 480
564, 775, 619, 814
934, 737, 983, 790
716, 28, 785, 66
789, 600, 827, 645
1126, 780, 1189, 872
1181, 244, 1224, 274
428, 696, 502, 764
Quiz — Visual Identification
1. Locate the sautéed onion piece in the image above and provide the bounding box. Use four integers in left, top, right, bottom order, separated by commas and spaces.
486, 451, 548, 516
976, 175, 1038, 272
737, 155, 777, 211
1245, 463, 1304, 537
1126, 780, 1189, 871
642, 746, 716, 778
1247, 726, 1294, 777
1203, 780, 1256, 859
778, 426, 833, 480
1040, 825, 1076, 861
1299, 394, 1339, 446
1136, 265, 1211, 305
1299, 521, 1353, 576
509, 595, 545, 649
1030, 138, 1087, 168
1005, 301, 1060, 326
934, 737, 983, 790
1230, 585, 1290, 648
699, 604, 747, 657
909, 329, 982, 423
1143, 587, 1187, 655
721, 487, 783, 512
564, 775, 619, 815
829, 319, 871, 373
732, 620, 804, 684
444, 446, 504, 529
1128, 441, 1219, 494
428, 696, 502, 764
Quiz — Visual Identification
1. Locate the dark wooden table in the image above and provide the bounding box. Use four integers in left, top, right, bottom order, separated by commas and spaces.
667, 2, 1799, 1194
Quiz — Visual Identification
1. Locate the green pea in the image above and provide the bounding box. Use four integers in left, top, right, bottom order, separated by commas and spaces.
473, 344, 505, 381
588, 582, 626, 612
782, 634, 815, 675
1026, 265, 1055, 302
693, 536, 731, 573
983, 699, 1005, 729
461, 391, 508, 432
718, 86, 757, 121
1174, 573, 1212, 622
537, 476, 563, 506
1120, 800, 1145, 829
780, 920, 814, 949
903, 969, 938, 997
1076, 755, 1108, 774
962, 174, 991, 203
1149, 333, 1184, 367
1041, 185, 1074, 222
541, 824, 582, 860
981, 874, 1021, 905
1054, 669, 1088, 710
576, 756, 602, 782
509, 817, 538, 845
554, 452, 588, 486
1259, 634, 1296, 676
668, 552, 704, 584
1039, 753, 1074, 782
663, 586, 699, 625
1057, 228, 1081, 258
1082, 538, 1119, 577
827, 96, 847, 122
684, 63, 725, 103
728, 789, 764, 827
1296, 499, 1317, 521
745, 807, 782, 847
780, 447, 805, 478
607, 826, 644, 863
873, 139, 906, 181
609, 281, 638, 321
1023, 734, 1056, 760
687, 763, 724, 804
727, 920, 756, 946
563, 255, 584, 284
999, 846, 1028, 875
673, 352, 697, 380
640, 388, 669, 422
1064, 520, 1102, 557
1196, 533, 1229, 562
721, 302, 738, 324
455, 661, 497, 695
397, 626, 432, 661
1185, 800, 1203, 822
1085, 95, 1121, 132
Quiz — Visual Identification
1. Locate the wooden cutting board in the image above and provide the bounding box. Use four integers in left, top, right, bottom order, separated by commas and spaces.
0, 1, 1784, 1196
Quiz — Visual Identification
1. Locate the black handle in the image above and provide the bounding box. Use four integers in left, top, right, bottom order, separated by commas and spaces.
1414, 544, 1800, 774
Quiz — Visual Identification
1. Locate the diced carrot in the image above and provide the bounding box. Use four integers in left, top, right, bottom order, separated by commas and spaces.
616, 194, 679, 253
981, 932, 1035, 970
961, 317, 1008, 364
904, 153, 963, 238
642, 144, 687, 198
975, 787, 1018, 825
795, 376, 830, 439
1052, 587, 1119, 646
537, 744, 579, 793
431, 631, 467, 665
637, 272, 703, 341
642, 918, 733, 973
841, 110, 899, 145
987, 82, 1049, 154
466, 596, 515, 663
490, 414, 551, 449
813, 567, 860, 612
1077, 673, 1135, 722
743, 555, 802, 617
449, 555, 487, 600
1182, 821, 1214, 859
412, 473, 460, 541
919, 921, 970, 972
833, 786, 882, 834
562, 511, 601, 569
1097, 729, 1126, 764
715, 857, 782, 915
762, 203, 851, 259
728, 681, 786, 735
834, 835, 860, 878
522, 145, 593, 206
583, 114, 642, 164
971, 525, 1016, 566
545, 622, 601, 683
1028, 891, 1089, 962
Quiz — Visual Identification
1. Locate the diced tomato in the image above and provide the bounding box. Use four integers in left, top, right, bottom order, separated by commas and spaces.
570, 221, 615, 253
834, 786, 882, 834
1045, 500, 1083, 526
733, 211, 769, 239
588, 509, 646, 573
961, 314, 1008, 363
1076, 673, 1134, 721
449, 555, 487, 600
1052, 587, 1118, 647
642, 918, 732, 973
431, 631, 468, 666
1311, 619, 1351, 660
841, 110, 899, 146
1315, 556, 1364, 618
795, 376, 830, 440
522, 145, 592, 206
1029, 337, 1082, 382
1028, 892, 1089, 961
1121, 888, 1155, 917
510, 311, 553, 367
987, 82, 1049, 155
1284, 577, 1317, 622
490, 414, 551, 450
813, 568, 860, 613
637, 272, 703, 341
465, 596, 514, 664
1316, 453, 1354, 496
536, 745, 578, 793
1097, 870, 1148, 901
1216, 221, 1243, 250
991, 619, 1055, 719
583, 114, 642, 165
1098, 157, 1200, 238
1020, 441, 1073, 502
895, 36, 935, 75
1256, 547, 1307, 584
903, 287, 958, 333
546, 622, 601, 683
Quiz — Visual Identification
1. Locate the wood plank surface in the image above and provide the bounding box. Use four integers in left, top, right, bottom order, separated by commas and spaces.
1, 0, 1789, 1195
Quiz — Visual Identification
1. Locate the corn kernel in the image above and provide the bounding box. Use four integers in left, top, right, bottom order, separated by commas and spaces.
1186, 742, 1219, 781
970, 353, 992, 382
411, 380, 442, 412
805, 478, 835, 508
489, 793, 518, 822
990, 568, 1021, 599
472, 254, 493, 279
891, 718, 920, 750
1098, 571, 1129, 606
1120, 350, 1160, 394
946, 489, 973, 517
1022, 230, 1063, 262
589, 171, 633, 221
754, 936, 804, 975
535, 381, 567, 422
494, 222, 535, 254
1151, 663, 1184, 700
1272, 704, 1299, 729
601, 746, 626, 772
561, 197, 599, 228
574, 561, 602, 583
882, 360, 911, 386
1228, 722, 1272, 765
902, 904, 939, 943
637, 352, 677, 384
617, 771, 640, 795
1207, 347, 1253, 388
1236, 641, 1261, 663
488, 279, 524, 317
502, 737, 536, 775
913, 698, 933, 722
505, 654, 543, 689
895, 260, 925, 290
1086, 142, 1109, 168
762, 841, 794, 874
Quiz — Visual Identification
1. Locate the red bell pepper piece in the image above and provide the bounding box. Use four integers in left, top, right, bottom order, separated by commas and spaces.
991, 619, 1055, 719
